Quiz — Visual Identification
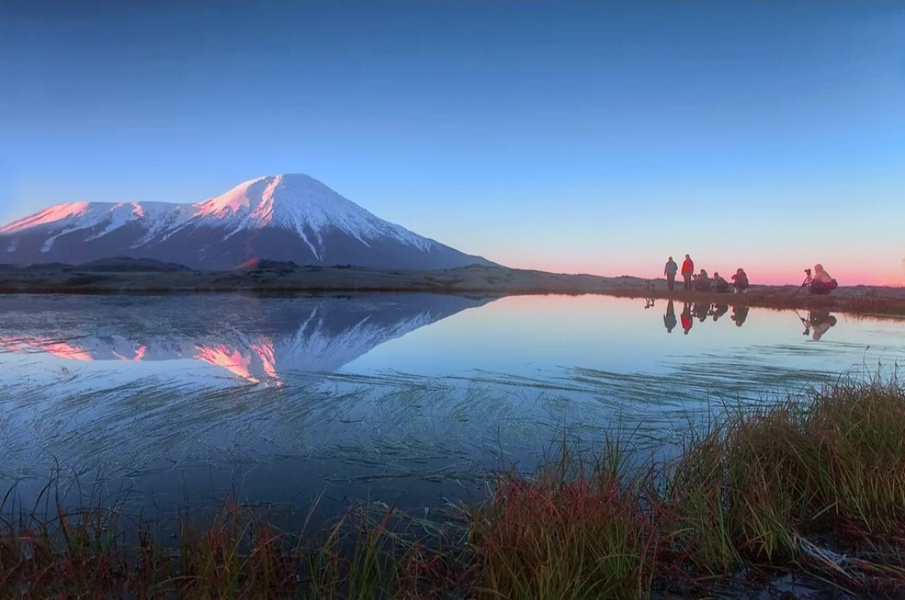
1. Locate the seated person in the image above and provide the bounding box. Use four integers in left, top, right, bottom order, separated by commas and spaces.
693, 269, 711, 291
731, 268, 749, 293
712, 272, 730, 293
809, 263, 838, 295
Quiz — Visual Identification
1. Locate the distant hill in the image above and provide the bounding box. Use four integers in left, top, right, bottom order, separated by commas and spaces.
0, 174, 495, 271
78, 257, 195, 273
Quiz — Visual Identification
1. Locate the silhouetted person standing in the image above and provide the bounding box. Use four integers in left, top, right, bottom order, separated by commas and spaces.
664, 257, 678, 292
664, 299, 677, 333
681, 254, 694, 290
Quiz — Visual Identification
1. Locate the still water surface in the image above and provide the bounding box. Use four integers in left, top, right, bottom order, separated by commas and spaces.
0, 293, 902, 520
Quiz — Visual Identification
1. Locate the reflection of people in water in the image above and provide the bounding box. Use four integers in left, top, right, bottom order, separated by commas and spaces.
693, 301, 709, 322
663, 299, 677, 333
710, 303, 729, 322
644, 282, 656, 308
731, 305, 749, 327
808, 310, 838, 341
681, 302, 693, 335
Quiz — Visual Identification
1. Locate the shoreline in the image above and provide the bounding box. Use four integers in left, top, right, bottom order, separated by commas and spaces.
0, 263, 903, 316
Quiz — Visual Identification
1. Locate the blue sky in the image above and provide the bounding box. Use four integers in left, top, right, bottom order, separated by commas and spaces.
1, 1, 903, 284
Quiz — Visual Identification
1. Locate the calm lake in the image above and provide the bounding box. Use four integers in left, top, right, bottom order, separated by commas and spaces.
1, 293, 903, 522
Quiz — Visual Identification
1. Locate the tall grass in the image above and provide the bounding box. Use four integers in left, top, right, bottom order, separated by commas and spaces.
671, 377, 905, 570
471, 375, 905, 597
0, 494, 458, 598
470, 438, 660, 599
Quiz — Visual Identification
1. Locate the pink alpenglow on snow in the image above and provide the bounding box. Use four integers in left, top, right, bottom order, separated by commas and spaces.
0, 202, 92, 235
0, 174, 492, 271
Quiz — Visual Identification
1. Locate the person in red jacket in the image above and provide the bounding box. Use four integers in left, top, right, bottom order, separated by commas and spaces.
731, 268, 749, 293
681, 254, 694, 290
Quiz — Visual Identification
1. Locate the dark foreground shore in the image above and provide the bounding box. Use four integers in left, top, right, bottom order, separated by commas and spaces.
1, 261, 904, 316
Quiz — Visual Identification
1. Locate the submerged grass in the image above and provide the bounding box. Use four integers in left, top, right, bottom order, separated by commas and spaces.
4, 377, 905, 597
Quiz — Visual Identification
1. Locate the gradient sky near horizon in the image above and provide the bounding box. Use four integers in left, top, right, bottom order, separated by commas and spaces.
1, 1, 903, 285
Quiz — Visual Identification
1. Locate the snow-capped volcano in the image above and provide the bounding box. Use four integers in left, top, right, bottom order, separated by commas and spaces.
0, 174, 493, 270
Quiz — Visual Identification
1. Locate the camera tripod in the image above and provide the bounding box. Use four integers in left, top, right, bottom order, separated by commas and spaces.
795, 309, 811, 335
791, 269, 813, 298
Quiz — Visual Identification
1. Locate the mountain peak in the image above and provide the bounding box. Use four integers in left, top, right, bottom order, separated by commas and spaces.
195, 173, 342, 217
191, 173, 398, 252
0, 174, 494, 270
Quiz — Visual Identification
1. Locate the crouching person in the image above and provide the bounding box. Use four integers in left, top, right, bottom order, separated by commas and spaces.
809, 264, 838, 295
712, 272, 730, 293
731, 268, 749, 294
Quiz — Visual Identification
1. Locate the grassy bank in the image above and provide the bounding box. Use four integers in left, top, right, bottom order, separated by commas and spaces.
4, 378, 905, 597
1, 263, 904, 317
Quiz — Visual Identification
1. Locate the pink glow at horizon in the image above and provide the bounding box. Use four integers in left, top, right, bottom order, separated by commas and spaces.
501, 256, 905, 288
1, 191, 900, 286
0, 202, 91, 234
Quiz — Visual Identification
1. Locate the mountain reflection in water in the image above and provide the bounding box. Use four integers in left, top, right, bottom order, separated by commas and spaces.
0, 293, 900, 519
0, 293, 492, 386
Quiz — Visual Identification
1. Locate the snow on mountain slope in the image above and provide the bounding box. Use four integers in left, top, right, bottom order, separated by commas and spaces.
188, 174, 434, 257
0, 202, 93, 234
0, 173, 491, 269
1, 202, 110, 252
0, 200, 194, 251
131, 202, 198, 246
2, 174, 435, 251
1, 201, 146, 235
